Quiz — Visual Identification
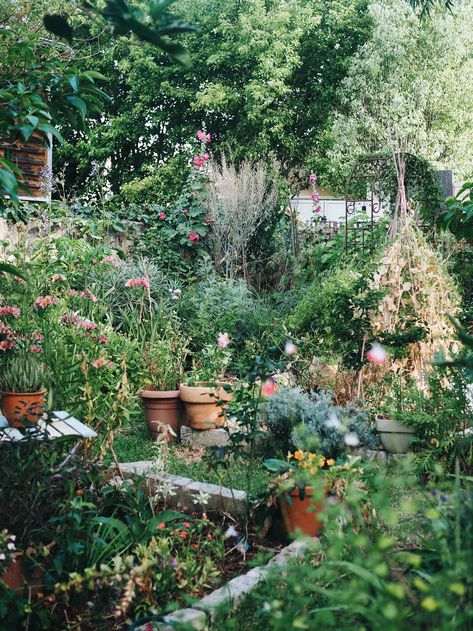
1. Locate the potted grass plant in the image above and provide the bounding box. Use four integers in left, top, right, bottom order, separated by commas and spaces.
180, 333, 233, 430
0, 354, 47, 428
140, 336, 188, 441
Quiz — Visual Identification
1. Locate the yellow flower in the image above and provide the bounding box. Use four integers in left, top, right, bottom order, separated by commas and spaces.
318, 458, 325, 468
300, 461, 308, 469
327, 459, 335, 466
310, 466, 317, 475
343, 463, 350, 470
287, 451, 293, 460
308, 453, 316, 463
294, 450, 304, 461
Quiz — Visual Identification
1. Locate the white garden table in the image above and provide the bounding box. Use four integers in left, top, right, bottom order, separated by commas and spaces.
0, 411, 97, 442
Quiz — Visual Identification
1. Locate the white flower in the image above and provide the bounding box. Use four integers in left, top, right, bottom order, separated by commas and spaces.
344, 432, 360, 447
0, 553, 5, 560
170, 288, 181, 300
224, 525, 238, 539
325, 412, 341, 430
7, 543, 15, 550
193, 489, 211, 509
262, 602, 271, 613
284, 341, 297, 355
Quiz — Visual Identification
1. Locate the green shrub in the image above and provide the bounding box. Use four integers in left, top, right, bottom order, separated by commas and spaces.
287, 266, 383, 368
265, 387, 377, 458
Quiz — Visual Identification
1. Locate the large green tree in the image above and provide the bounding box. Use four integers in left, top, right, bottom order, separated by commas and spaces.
56, 0, 372, 196
325, 0, 473, 191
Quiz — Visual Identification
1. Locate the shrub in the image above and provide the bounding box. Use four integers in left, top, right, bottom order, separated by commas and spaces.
265, 387, 377, 458
287, 266, 382, 368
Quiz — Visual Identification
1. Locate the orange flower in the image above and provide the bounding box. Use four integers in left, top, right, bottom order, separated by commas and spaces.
157, 522, 166, 530
327, 459, 335, 466
294, 450, 304, 461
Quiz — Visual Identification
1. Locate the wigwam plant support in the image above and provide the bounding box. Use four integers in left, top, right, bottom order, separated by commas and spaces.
366, 152, 460, 390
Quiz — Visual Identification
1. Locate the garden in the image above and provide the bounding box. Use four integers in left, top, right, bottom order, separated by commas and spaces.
0, 0, 472, 629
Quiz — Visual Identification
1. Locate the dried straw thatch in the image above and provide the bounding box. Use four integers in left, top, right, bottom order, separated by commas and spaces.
369, 212, 460, 388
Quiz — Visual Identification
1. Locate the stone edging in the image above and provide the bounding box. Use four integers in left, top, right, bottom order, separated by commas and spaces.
118, 461, 247, 517
135, 539, 308, 631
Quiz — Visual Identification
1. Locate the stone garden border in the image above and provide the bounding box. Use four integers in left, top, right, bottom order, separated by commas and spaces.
117, 462, 309, 630
117, 460, 247, 517
134, 539, 308, 631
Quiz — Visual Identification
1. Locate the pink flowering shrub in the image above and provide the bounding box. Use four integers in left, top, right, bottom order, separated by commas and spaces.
0, 306, 21, 318
34, 295, 58, 309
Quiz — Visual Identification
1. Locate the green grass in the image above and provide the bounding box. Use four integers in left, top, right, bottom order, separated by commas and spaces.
110, 418, 270, 494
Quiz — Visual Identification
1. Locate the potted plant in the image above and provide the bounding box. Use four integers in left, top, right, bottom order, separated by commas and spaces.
140, 336, 188, 442
375, 377, 418, 454
264, 451, 365, 537
180, 333, 233, 430
0, 354, 47, 428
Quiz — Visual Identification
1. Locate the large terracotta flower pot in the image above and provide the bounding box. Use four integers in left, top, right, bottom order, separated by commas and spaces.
376, 415, 415, 454
179, 383, 233, 430
140, 389, 182, 442
2, 553, 44, 594
279, 487, 324, 537
0, 390, 47, 428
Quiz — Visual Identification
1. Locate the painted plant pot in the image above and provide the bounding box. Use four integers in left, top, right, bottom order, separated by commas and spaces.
0, 390, 47, 428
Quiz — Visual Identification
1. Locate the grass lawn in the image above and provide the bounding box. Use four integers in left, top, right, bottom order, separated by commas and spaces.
110, 417, 270, 494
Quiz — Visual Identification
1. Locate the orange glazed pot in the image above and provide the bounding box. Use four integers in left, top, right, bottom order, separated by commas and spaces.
279, 487, 325, 537
140, 389, 182, 442
0, 390, 47, 428
179, 383, 233, 430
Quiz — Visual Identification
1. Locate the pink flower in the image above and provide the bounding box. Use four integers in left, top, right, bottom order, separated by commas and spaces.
217, 332, 229, 349
309, 173, 317, 182
79, 289, 98, 303
125, 277, 150, 289
31, 331, 44, 342
205, 216, 213, 224
97, 334, 109, 344
182, 209, 189, 216
51, 274, 66, 282
159, 212, 166, 220
68, 289, 78, 297
101, 255, 119, 267
77, 319, 98, 331
189, 232, 200, 243
92, 357, 107, 368
14, 276, 26, 285
0, 306, 20, 318
197, 130, 211, 143
314, 206, 321, 213
34, 295, 57, 309
311, 192, 319, 202
30, 344, 43, 353
0, 340, 15, 351
284, 341, 297, 355
193, 154, 209, 169
366, 342, 387, 365
261, 378, 277, 398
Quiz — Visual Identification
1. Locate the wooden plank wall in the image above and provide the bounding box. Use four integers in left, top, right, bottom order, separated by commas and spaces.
0, 139, 49, 199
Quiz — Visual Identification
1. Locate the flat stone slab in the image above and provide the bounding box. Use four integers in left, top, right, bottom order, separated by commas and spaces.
134, 539, 308, 630
118, 461, 247, 517
180, 425, 232, 448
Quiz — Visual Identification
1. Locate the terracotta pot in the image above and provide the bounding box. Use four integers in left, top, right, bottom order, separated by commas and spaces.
179, 383, 233, 430
140, 389, 182, 442
0, 390, 47, 428
375, 415, 415, 454
2, 552, 44, 594
279, 487, 324, 537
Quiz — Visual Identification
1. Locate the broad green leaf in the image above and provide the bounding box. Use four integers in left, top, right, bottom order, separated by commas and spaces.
66, 95, 87, 119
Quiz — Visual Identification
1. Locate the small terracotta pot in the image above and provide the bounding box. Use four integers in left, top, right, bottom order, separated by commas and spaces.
140, 389, 182, 442
0, 390, 47, 428
2, 552, 44, 594
278, 487, 324, 537
179, 383, 233, 430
